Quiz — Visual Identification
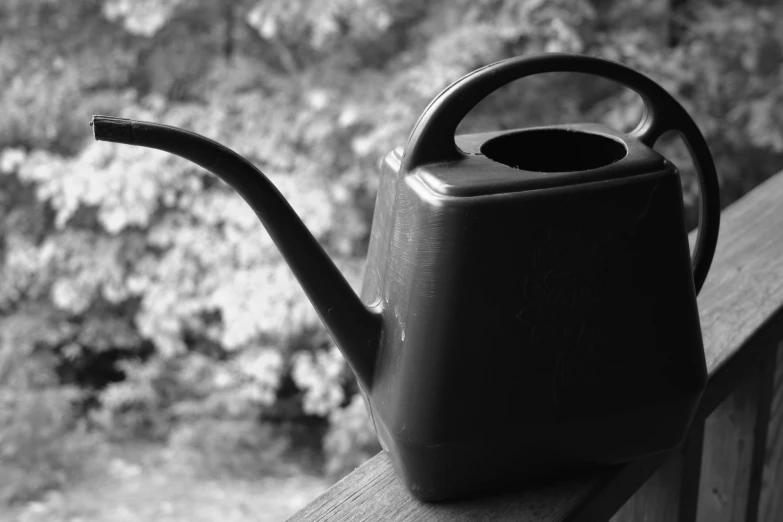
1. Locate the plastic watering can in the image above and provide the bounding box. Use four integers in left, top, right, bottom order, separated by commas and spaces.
91, 53, 720, 501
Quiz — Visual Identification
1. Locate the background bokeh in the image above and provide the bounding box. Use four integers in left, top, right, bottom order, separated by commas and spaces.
1, 0, 782, 520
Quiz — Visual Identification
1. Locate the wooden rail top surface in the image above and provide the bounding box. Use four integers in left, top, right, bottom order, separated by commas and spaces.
288, 169, 783, 522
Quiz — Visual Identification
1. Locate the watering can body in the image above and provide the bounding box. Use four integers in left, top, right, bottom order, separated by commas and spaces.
91, 54, 721, 502
360, 124, 708, 500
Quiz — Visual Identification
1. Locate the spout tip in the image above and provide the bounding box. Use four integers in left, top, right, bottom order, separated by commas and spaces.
91, 115, 136, 144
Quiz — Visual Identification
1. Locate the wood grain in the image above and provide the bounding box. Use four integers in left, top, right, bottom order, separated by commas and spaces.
759, 344, 783, 522
287, 169, 783, 522
609, 451, 684, 522
608, 421, 704, 522
697, 367, 762, 521
288, 450, 609, 522
680, 421, 707, 522
746, 347, 776, 522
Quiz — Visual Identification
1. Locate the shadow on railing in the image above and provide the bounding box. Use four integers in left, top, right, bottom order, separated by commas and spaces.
287, 169, 783, 522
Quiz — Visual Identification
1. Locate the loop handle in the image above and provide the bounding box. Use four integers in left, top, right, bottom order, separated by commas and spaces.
401, 53, 720, 294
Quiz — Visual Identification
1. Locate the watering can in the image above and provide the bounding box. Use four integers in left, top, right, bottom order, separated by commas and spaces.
91, 53, 720, 502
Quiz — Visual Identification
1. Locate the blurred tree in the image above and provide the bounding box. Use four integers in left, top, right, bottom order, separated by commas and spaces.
0, 0, 781, 489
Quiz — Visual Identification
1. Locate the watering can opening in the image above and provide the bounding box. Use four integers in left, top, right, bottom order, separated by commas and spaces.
480, 128, 627, 173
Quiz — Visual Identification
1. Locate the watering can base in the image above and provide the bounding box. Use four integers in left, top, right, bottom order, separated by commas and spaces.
373, 390, 699, 502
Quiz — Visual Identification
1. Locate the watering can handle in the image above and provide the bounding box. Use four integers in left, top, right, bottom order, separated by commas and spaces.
401, 53, 720, 295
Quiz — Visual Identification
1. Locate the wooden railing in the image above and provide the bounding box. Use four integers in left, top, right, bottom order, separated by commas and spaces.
287, 169, 783, 522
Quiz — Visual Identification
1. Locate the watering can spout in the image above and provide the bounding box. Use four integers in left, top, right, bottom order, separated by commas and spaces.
90, 115, 380, 389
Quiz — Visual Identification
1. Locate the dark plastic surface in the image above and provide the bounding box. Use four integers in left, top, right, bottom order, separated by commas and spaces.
402, 53, 719, 295
362, 53, 719, 500
363, 150, 706, 500
91, 53, 721, 503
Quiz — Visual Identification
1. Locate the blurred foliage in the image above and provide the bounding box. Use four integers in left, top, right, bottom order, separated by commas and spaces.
0, 0, 781, 501
167, 419, 291, 479
0, 309, 106, 504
